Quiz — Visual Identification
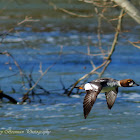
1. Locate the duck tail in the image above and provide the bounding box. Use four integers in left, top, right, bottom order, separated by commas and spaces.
74, 85, 84, 90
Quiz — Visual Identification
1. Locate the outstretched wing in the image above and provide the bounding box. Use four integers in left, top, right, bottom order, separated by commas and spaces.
105, 88, 118, 109
83, 83, 102, 119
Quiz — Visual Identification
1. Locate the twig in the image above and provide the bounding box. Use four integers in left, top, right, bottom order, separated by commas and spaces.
17, 16, 39, 25
97, 9, 124, 77
67, 9, 124, 96
79, 0, 117, 8
29, 73, 50, 94
98, 59, 111, 77
107, 9, 124, 59
95, 7, 106, 56
0, 51, 28, 88
67, 60, 107, 96
128, 40, 140, 49
49, 2, 93, 18
113, 0, 140, 24
0, 90, 17, 104
74, 50, 108, 56
0, 72, 18, 79
22, 46, 63, 99
0, 52, 23, 76
24, 62, 56, 96
87, 39, 96, 69
0, 16, 39, 44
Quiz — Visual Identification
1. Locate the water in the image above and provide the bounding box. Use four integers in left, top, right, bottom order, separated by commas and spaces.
0, 0, 140, 139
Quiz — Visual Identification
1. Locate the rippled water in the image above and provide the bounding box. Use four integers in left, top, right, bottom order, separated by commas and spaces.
0, 0, 140, 140
1, 92, 140, 139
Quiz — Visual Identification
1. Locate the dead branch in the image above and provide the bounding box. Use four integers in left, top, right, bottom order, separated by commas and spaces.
0, 51, 28, 88
23, 62, 56, 97
74, 50, 108, 56
19, 62, 57, 104
20, 94, 31, 104
67, 9, 124, 96
106, 9, 124, 59
21, 46, 63, 103
113, 0, 140, 24
0, 15, 40, 91
95, 7, 106, 56
67, 60, 107, 96
0, 52, 24, 76
17, 16, 39, 26
49, 2, 94, 18
128, 40, 140, 49
0, 16, 39, 44
29, 72, 50, 94
79, 0, 117, 8
0, 90, 17, 104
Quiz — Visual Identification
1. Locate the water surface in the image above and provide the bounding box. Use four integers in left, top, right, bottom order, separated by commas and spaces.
0, 0, 140, 139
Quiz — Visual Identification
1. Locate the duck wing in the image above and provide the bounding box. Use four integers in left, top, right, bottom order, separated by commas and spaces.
83, 83, 102, 119
105, 88, 118, 109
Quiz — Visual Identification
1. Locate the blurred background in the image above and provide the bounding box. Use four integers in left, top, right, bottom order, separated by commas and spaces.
0, 0, 140, 139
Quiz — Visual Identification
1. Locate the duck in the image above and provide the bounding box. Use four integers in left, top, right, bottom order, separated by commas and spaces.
76, 78, 139, 119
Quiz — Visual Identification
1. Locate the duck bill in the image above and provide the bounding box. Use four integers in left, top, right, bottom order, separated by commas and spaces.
133, 83, 139, 86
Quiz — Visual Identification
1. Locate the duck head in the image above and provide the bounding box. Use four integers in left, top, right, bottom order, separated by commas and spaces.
120, 79, 139, 87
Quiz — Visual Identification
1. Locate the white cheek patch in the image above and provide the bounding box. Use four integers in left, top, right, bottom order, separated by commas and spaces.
84, 83, 98, 90
129, 82, 133, 86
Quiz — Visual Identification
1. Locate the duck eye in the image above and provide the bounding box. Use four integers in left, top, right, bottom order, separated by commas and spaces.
128, 80, 130, 83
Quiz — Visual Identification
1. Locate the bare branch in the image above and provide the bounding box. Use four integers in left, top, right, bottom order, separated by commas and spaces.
95, 7, 106, 56
79, 0, 117, 8
107, 9, 124, 59
24, 62, 56, 96
49, 2, 94, 18
113, 0, 140, 24
0, 52, 24, 77
67, 9, 124, 96
67, 60, 107, 96
0, 16, 39, 44
128, 40, 140, 49
23, 46, 63, 98
17, 16, 39, 25
0, 90, 17, 104
0, 51, 29, 89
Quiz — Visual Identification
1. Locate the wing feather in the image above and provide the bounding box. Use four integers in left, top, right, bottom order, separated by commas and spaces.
83, 84, 102, 119
105, 88, 118, 109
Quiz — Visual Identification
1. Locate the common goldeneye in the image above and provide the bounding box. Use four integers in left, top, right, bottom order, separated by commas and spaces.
77, 78, 139, 119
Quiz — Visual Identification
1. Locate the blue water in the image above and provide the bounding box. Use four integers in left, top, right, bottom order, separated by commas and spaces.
0, 1, 140, 139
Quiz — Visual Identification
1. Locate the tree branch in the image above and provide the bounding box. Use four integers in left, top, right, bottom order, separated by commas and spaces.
67, 9, 124, 96
113, 0, 140, 24
49, 2, 94, 18
128, 40, 140, 49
